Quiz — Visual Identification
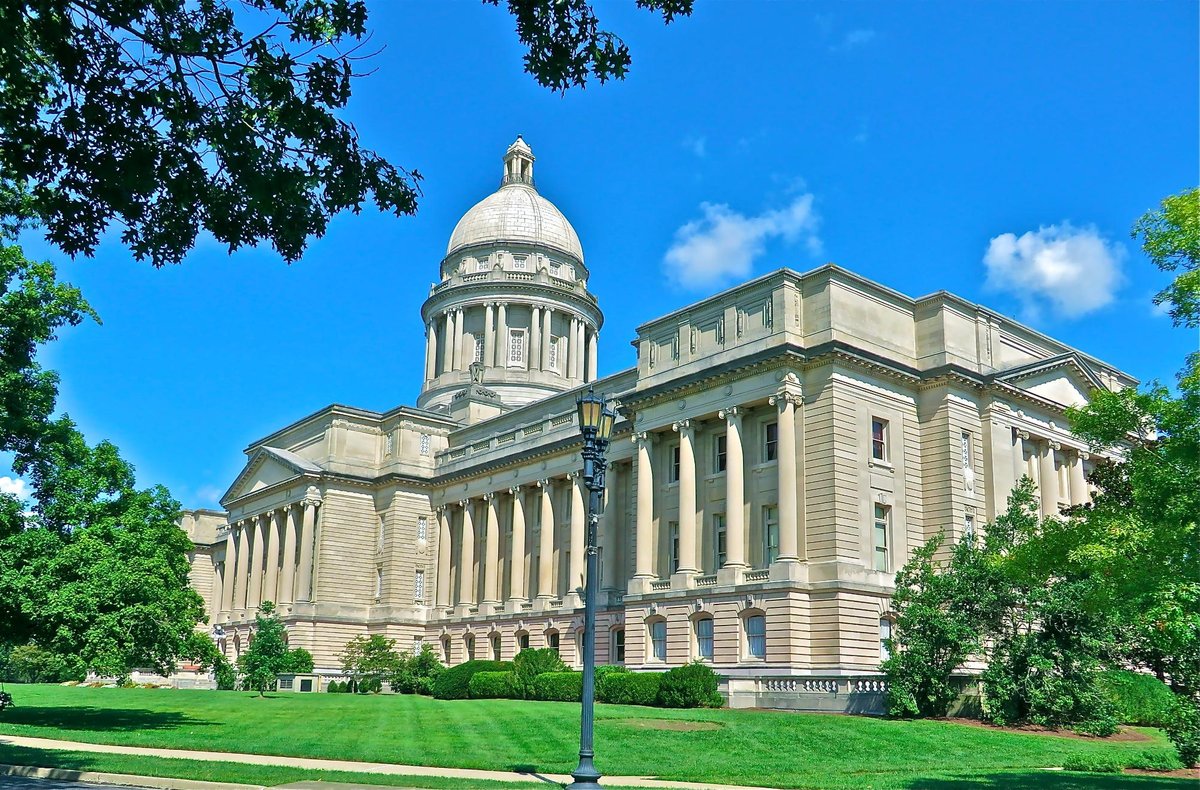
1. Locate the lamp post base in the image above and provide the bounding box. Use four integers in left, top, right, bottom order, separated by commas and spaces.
567, 754, 602, 790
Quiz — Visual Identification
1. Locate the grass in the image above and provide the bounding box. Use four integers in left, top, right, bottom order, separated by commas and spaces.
0, 684, 1192, 789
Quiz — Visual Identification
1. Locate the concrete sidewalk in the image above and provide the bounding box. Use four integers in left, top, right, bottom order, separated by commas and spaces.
0, 734, 781, 790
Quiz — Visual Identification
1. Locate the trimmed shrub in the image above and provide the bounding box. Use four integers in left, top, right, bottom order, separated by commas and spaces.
432, 660, 511, 700
358, 677, 383, 694
597, 671, 662, 706
1061, 755, 1123, 774
594, 665, 628, 686
534, 671, 582, 702
1097, 670, 1176, 727
513, 649, 567, 699
326, 681, 341, 693
1128, 749, 1184, 772
657, 662, 722, 708
469, 671, 518, 699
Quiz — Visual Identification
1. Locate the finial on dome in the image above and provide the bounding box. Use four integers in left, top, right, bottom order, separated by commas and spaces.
502, 136, 535, 188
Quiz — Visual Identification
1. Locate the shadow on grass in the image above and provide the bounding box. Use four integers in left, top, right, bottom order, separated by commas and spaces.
0, 743, 103, 771
0, 705, 204, 732
509, 763, 564, 786
903, 772, 1195, 789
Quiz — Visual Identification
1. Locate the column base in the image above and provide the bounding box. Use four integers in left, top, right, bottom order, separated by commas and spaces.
563, 591, 584, 609
626, 576, 655, 595
454, 603, 475, 617
716, 565, 747, 586
504, 598, 528, 614
478, 601, 501, 616
769, 558, 807, 582
670, 571, 698, 590
532, 595, 555, 613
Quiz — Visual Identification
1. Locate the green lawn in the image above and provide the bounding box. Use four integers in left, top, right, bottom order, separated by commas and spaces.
0, 684, 1191, 790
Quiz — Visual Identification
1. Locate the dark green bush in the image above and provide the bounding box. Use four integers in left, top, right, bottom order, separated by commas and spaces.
657, 662, 722, 708
597, 671, 662, 706
1061, 755, 1123, 774
594, 665, 628, 685
326, 680, 341, 693
468, 671, 518, 699
1097, 670, 1176, 727
358, 676, 383, 694
534, 671, 581, 702
1165, 697, 1200, 768
3, 643, 84, 683
214, 656, 237, 691
1128, 748, 1184, 772
513, 649, 567, 699
390, 644, 444, 695
431, 660, 511, 700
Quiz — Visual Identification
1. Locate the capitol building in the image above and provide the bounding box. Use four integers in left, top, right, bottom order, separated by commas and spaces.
183, 138, 1134, 710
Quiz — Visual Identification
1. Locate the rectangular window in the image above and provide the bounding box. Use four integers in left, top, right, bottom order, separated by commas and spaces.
746, 615, 766, 659
612, 629, 625, 662
548, 336, 559, 371
696, 618, 714, 660
651, 621, 667, 661
964, 513, 975, 540
880, 618, 892, 661
764, 422, 778, 462
414, 569, 425, 602
420, 434, 431, 455
961, 432, 972, 468
474, 336, 484, 363
550, 261, 562, 277
417, 516, 428, 542
508, 329, 526, 366
669, 521, 680, 573
713, 513, 727, 569
512, 255, 528, 271
714, 434, 727, 473
669, 445, 681, 483
519, 633, 530, 650
872, 418, 888, 461
763, 506, 780, 564
375, 567, 383, 599
873, 504, 890, 572
476, 257, 489, 272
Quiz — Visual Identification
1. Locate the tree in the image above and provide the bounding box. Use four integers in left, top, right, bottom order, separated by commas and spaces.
1131, 187, 1199, 329
339, 633, 400, 692
236, 601, 308, 695
389, 643, 443, 695
1, 0, 693, 266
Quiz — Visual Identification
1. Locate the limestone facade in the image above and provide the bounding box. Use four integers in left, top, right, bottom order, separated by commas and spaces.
182, 139, 1134, 709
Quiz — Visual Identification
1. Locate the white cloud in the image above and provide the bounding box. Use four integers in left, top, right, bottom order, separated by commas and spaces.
983, 223, 1125, 319
663, 194, 820, 290
828, 28, 877, 52
194, 485, 224, 507
682, 135, 707, 158
0, 476, 29, 501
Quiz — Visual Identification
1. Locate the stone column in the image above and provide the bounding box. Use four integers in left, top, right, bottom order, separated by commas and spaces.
537, 479, 555, 600
1039, 439, 1059, 516
436, 506, 453, 607
541, 308, 553, 370
425, 321, 437, 381
297, 488, 320, 603
575, 319, 586, 380
482, 493, 501, 609
246, 514, 266, 611
600, 465, 618, 591
720, 406, 747, 569
586, 329, 598, 382
220, 528, 237, 616
483, 302, 495, 368
451, 308, 463, 371
496, 302, 508, 367
773, 388, 801, 562
673, 419, 698, 574
568, 316, 579, 379
233, 521, 250, 613
1070, 450, 1089, 506
568, 472, 586, 600
278, 505, 298, 606
1012, 429, 1027, 482
530, 307, 542, 373
634, 432, 654, 581
508, 486, 527, 606
458, 499, 476, 606
441, 310, 454, 374
262, 509, 281, 606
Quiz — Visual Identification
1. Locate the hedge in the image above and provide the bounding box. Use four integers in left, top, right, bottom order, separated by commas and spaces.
597, 671, 662, 706
431, 660, 512, 700
657, 662, 723, 708
534, 671, 582, 702
469, 671, 519, 699
1097, 670, 1176, 728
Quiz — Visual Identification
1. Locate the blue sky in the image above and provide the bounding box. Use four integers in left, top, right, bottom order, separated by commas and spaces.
3, 1, 1197, 508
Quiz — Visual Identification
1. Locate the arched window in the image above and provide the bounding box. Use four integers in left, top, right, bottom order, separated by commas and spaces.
693, 616, 714, 661
647, 617, 667, 662
744, 613, 766, 660
490, 633, 502, 661
516, 630, 530, 652
440, 636, 451, 663
464, 634, 476, 661
609, 627, 625, 663
546, 629, 560, 655
879, 618, 893, 662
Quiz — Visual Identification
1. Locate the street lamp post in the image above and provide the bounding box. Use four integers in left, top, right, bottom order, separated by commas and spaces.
569, 386, 616, 790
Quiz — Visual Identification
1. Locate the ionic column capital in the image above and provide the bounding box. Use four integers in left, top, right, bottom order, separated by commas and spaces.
633, 430, 651, 447
1048, 440, 1062, 451
536, 478, 552, 489
508, 485, 523, 495
769, 390, 802, 408
1016, 429, 1031, 441
672, 419, 693, 434
718, 405, 742, 424
302, 486, 323, 508
482, 492, 497, 503
458, 498, 472, 508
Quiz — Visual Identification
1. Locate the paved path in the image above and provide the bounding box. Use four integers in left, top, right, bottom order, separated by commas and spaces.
0, 735, 780, 790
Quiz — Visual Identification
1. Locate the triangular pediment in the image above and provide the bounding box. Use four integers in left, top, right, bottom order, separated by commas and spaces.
220, 446, 323, 506
992, 353, 1104, 408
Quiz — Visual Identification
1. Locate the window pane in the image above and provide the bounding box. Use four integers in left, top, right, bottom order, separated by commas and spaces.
613, 629, 625, 662
696, 618, 714, 659
764, 422, 778, 461
715, 434, 727, 472
747, 615, 766, 658
872, 419, 887, 461
651, 621, 667, 660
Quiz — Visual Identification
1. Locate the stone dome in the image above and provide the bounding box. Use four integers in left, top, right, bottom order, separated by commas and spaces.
444, 138, 584, 264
